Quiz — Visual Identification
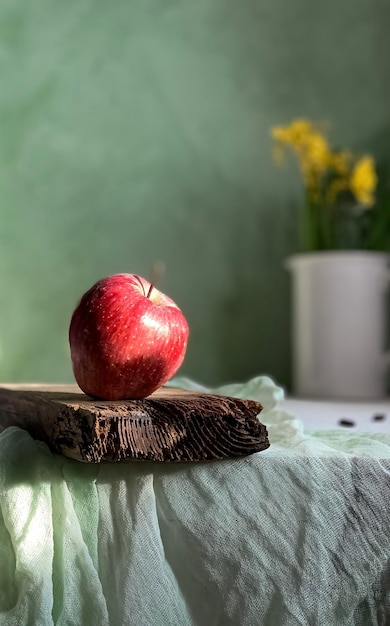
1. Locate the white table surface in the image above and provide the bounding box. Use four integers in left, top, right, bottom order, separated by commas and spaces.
278, 397, 390, 433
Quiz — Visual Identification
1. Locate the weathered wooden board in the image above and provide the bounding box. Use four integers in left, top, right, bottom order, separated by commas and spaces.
0, 384, 270, 463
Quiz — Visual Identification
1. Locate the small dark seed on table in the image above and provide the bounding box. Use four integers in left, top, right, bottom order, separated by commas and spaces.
338, 419, 355, 427
372, 413, 386, 422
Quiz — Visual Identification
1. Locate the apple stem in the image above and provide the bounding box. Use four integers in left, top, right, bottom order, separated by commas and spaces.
147, 283, 154, 299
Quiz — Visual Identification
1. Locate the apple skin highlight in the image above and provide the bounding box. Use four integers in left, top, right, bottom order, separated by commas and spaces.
69, 273, 189, 400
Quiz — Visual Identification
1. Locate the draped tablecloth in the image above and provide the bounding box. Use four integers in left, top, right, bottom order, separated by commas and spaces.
0, 376, 389, 626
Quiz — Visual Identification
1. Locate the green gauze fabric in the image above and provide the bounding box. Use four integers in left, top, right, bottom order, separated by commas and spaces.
0, 376, 390, 626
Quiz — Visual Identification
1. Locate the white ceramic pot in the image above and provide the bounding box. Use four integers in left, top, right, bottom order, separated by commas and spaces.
286, 251, 390, 400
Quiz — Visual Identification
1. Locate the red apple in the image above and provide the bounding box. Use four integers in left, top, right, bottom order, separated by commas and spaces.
69, 273, 189, 400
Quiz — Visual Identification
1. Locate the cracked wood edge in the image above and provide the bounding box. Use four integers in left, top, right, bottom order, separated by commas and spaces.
0, 384, 270, 463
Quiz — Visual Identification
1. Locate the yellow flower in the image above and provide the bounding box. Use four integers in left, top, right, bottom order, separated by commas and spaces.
287, 119, 314, 142
271, 119, 312, 144
350, 156, 377, 207
271, 120, 331, 197
303, 133, 330, 172
328, 151, 352, 177
271, 120, 378, 209
296, 133, 330, 200
272, 126, 292, 143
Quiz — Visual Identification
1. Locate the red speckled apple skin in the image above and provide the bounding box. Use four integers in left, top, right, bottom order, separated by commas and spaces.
69, 274, 189, 400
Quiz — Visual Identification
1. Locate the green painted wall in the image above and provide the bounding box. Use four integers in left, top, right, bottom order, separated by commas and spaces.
0, 0, 389, 389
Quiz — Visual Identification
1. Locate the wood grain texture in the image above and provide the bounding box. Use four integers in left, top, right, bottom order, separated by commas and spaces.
0, 384, 270, 463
